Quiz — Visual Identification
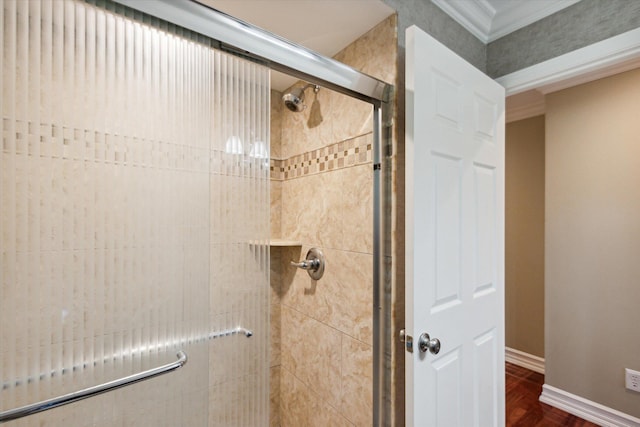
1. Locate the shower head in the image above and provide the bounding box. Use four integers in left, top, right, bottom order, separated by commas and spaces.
282, 83, 319, 112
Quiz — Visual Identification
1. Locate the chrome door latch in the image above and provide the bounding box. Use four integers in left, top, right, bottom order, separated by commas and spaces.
399, 329, 413, 353
418, 332, 441, 355
400, 329, 441, 355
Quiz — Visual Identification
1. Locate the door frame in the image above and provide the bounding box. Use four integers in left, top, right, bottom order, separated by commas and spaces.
497, 27, 640, 97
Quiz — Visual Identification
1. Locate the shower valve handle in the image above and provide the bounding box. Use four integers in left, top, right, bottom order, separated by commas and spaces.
290, 248, 325, 280
290, 259, 320, 271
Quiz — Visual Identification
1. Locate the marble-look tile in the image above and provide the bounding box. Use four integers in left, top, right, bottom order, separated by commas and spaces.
281, 247, 373, 345
270, 89, 283, 160
272, 245, 301, 298
280, 368, 354, 427
280, 83, 334, 160
270, 248, 283, 307
270, 180, 282, 238
280, 172, 325, 246
340, 336, 373, 426
327, 163, 373, 254
280, 244, 330, 320
333, 14, 397, 85
316, 172, 347, 250
270, 366, 281, 427
270, 12, 398, 427
280, 163, 372, 253
329, 91, 373, 145
322, 248, 373, 344
279, 84, 371, 156
280, 305, 342, 406
330, 15, 397, 144
275, 15, 396, 163
270, 301, 281, 367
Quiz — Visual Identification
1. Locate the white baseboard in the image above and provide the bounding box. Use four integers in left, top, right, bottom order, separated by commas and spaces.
505, 347, 545, 374
540, 384, 640, 427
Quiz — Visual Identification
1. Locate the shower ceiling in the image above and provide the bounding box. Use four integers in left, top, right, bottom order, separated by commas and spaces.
198, 0, 395, 91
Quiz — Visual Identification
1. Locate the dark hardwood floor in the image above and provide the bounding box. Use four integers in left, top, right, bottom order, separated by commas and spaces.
506, 362, 599, 427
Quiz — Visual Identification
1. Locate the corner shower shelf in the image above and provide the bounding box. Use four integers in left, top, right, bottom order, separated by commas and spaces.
269, 239, 302, 247
248, 239, 302, 247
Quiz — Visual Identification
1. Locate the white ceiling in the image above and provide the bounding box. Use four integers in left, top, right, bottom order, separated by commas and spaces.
198, 0, 395, 91
198, 0, 582, 90
431, 0, 582, 43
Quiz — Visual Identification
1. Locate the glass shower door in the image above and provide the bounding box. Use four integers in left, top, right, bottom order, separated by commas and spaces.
0, 0, 270, 425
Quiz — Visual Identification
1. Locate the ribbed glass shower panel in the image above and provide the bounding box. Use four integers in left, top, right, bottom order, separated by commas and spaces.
0, 0, 270, 425
208, 50, 271, 426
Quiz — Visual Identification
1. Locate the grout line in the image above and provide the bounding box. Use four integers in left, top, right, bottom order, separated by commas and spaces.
279, 304, 373, 348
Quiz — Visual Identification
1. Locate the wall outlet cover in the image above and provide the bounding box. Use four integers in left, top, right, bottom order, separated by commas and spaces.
625, 368, 640, 392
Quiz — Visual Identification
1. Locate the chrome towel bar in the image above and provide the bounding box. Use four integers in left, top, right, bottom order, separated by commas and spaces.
2, 327, 254, 391
0, 351, 187, 424
208, 326, 253, 339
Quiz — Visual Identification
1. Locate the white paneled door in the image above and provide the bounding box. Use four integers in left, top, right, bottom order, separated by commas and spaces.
405, 26, 505, 427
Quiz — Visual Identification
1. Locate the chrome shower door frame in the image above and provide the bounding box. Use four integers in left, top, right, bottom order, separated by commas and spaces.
112, 1, 395, 425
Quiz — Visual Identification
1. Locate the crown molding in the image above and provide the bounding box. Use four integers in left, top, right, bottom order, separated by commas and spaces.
431, 0, 494, 43
431, 0, 582, 43
489, 0, 581, 42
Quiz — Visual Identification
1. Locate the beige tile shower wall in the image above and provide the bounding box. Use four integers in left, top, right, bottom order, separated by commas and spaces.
270, 89, 283, 161
269, 14, 397, 427
269, 89, 284, 427
278, 15, 396, 161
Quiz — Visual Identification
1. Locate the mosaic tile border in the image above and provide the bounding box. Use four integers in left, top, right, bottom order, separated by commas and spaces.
270, 132, 373, 181
3, 119, 274, 178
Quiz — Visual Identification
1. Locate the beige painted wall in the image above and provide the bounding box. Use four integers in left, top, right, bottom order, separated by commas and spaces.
546, 68, 640, 417
505, 116, 545, 357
